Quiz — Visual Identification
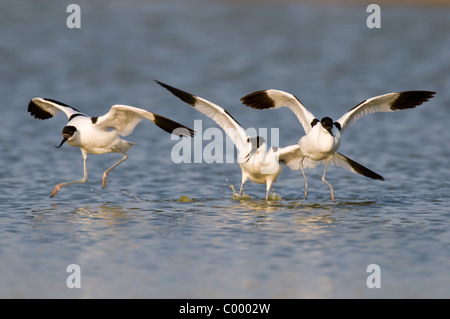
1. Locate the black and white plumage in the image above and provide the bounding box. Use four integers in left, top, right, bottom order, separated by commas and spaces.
28, 97, 195, 197
156, 80, 302, 200
241, 89, 435, 202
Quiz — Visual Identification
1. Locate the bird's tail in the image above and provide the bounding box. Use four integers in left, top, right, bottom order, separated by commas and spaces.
331, 152, 384, 180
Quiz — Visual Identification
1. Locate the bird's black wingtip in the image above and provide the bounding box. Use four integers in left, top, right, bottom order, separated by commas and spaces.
392, 91, 436, 110
155, 80, 197, 107
28, 97, 81, 120
152, 113, 195, 138
240, 90, 275, 110
28, 98, 53, 120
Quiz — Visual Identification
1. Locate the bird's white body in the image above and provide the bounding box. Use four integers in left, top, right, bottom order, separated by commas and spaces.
66, 116, 134, 154
299, 123, 341, 161
239, 143, 282, 186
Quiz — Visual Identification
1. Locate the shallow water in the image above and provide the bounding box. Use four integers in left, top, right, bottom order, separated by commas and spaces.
1, 0, 449, 298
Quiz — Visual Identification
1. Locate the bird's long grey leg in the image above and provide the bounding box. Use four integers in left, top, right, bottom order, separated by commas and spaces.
300, 157, 308, 200
50, 149, 88, 198
321, 157, 335, 203
102, 150, 128, 188
265, 179, 273, 201
238, 173, 248, 196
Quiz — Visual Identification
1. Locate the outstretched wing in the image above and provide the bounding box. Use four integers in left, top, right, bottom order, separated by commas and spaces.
95, 104, 195, 137
240, 89, 317, 134
156, 80, 249, 153
331, 152, 384, 180
28, 97, 85, 120
336, 91, 435, 132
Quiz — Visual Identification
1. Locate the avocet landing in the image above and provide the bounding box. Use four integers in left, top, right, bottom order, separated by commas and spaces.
241, 89, 435, 202
28, 97, 195, 197
156, 80, 302, 200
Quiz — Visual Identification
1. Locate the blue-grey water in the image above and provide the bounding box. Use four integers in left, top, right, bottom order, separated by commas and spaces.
1, 0, 449, 298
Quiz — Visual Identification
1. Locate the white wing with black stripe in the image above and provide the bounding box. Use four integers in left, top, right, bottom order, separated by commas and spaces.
156, 80, 248, 153
336, 91, 436, 132
240, 89, 317, 134
28, 97, 85, 120
95, 104, 194, 137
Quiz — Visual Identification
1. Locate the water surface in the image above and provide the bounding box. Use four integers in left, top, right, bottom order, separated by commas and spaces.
0, 0, 449, 298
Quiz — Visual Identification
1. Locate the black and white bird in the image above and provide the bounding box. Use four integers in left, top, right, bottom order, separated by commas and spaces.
241, 89, 435, 202
156, 80, 302, 200
28, 97, 195, 197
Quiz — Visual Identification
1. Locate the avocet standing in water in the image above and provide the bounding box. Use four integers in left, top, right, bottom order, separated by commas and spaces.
241, 89, 435, 202
156, 80, 303, 200
28, 97, 195, 197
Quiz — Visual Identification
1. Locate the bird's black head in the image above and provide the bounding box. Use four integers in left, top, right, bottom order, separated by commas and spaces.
321, 117, 334, 135
56, 125, 77, 148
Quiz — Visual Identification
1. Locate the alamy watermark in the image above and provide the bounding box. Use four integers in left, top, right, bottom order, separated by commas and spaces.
66, 4, 380, 30
66, 264, 81, 288
66, 4, 81, 29
65, 263, 381, 290
60, 2, 385, 295
366, 264, 381, 288
170, 120, 280, 169
366, 4, 381, 29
